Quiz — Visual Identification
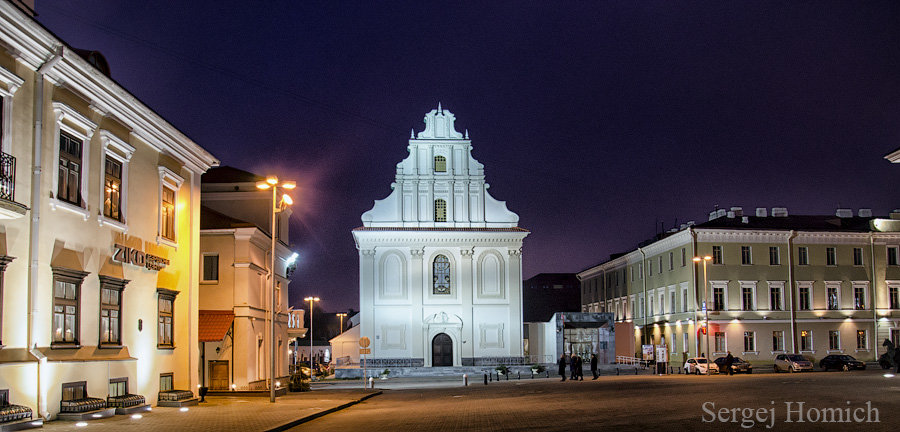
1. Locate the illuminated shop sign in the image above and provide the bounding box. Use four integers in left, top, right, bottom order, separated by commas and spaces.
113, 243, 170, 271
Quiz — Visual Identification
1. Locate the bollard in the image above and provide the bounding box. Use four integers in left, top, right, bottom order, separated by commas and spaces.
489, 373, 493, 382
484, 373, 488, 385
463, 374, 468, 386
368, 377, 374, 389
634, 367, 638, 375
517, 372, 520, 380
505, 372, 508, 381
616, 368, 620, 376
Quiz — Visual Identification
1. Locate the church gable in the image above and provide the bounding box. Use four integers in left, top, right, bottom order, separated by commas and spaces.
361, 105, 520, 228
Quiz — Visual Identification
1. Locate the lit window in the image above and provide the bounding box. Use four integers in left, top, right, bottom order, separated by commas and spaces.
103, 157, 122, 221
432, 255, 450, 295
158, 167, 183, 245
99, 276, 127, 346
800, 330, 812, 351
434, 199, 446, 222
853, 286, 866, 310
157, 289, 178, 347
434, 156, 446, 172
52, 267, 89, 346
159, 374, 173, 392
856, 330, 867, 350
826, 285, 839, 310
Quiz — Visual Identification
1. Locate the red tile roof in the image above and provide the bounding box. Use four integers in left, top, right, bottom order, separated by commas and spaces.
199, 310, 234, 342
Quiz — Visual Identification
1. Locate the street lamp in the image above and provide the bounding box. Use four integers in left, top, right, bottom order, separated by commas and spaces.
257, 176, 295, 402
336, 313, 347, 335
305, 296, 320, 383
693, 255, 712, 369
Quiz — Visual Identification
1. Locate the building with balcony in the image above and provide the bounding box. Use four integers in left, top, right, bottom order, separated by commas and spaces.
198, 166, 299, 391
578, 207, 900, 367
0, 0, 218, 421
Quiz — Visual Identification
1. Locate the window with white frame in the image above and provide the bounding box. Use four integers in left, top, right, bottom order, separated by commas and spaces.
433, 155, 446, 173
825, 282, 840, 310
658, 291, 664, 315
157, 288, 178, 348
639, 295, 644, 318
668, 252, 674, 271
0, 65, 23, 156
714, 332, 726, 353
743, 331, 756, 352
710, 281, 727, 311
853, 283, 866, 310
797, 282, 812, 310
681, 248, 686, 267
856, 330, 867, 350
800, 330, 813, 351
740, 281, 756, 311
158, 167, 184, 245
649, 296, 654, 316
798, 247, 809, 266
683, 333, 689, 355
741, 246, 752, 265
52, 267, 89, 346
658, 256, 663, 274
98, 131, 134, 228
772, 331, 784, 352
671, 334, 676, 353
98, 275, 127, 346
670, 290, 676, 314
768, 281, 784, 311
769, 247, 780, 265
434, 199, 447, 222
828, 330, 840, 351
682, 286, 688, 313
889, 284, 900, 309
51, 102, 96, 216
712, 246, 723, 265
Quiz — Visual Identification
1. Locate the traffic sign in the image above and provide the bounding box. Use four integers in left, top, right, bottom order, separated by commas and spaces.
359, 337, 371, 348
359, 348, 371, 354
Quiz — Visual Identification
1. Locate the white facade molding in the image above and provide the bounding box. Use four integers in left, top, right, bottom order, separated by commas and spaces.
156, 166, 184, 248
49, 102, 97, 220
97, 130, 135, 231
0, 64, 23, 154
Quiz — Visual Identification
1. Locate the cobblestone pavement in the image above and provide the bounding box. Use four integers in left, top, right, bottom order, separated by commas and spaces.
41, 389, 379, 432
295, 369, 900, 432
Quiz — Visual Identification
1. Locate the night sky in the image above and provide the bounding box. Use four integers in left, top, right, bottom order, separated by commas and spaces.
36, 1, 900, 313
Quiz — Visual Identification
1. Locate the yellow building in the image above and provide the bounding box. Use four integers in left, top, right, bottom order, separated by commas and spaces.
579, 207, 900, 368
0, 0, 217, 421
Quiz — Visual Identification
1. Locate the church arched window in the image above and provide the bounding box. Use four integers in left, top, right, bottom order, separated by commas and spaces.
434, 199, 447, 222
433, 255, 451, 295
434, 156, 446, 173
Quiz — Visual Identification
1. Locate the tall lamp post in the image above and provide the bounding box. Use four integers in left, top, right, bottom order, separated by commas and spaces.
693, 255, 712, 369
305, 296, 320, 382
336, 313, 347, 335
256, 176, 295, 403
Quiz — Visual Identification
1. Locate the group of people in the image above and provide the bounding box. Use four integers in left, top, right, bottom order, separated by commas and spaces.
557, 353, 599, 381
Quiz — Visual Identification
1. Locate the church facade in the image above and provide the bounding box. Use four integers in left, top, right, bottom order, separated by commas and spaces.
353, 106, 528, 367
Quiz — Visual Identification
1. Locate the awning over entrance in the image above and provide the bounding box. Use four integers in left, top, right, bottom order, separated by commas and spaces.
199, 310, 234, 342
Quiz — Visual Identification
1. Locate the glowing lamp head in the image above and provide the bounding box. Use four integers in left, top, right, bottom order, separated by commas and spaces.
282, 194, 294, 206
282, 181, 296, 189
692, 257, 701, 262
266, 176, 278, 185
256, 181, 270, 190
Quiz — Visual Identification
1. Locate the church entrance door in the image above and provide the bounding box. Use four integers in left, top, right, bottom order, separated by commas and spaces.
432, 333, 453, 366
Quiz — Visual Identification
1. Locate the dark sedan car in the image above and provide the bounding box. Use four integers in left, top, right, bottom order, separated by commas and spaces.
819, 355, 866, 371
714, 356, 753, 374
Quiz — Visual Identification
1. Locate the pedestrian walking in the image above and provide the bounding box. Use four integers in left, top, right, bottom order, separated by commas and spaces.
570, 354, 578, 380
724, 351, 734, 376
576, 355, 584, 380
558, 354, 567, 381
590, 353, 598, 380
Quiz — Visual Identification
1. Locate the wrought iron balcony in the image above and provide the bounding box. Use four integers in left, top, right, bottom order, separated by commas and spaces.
0, 151, 25, 219
0, 151, 13, 202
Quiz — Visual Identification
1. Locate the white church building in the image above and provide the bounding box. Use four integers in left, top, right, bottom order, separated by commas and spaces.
352, 106, 529, 368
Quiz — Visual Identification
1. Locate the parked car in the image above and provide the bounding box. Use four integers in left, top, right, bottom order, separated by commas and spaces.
819, 355, 866, 371
774, 354, 814, 373
684, 357, 719, 375
713, 356, 753, 374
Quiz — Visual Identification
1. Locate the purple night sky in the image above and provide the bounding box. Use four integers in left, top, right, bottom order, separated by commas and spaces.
36, 1, 900, 313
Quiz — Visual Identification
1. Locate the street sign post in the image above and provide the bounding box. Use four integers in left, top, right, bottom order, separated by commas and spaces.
359, 337, 370, 387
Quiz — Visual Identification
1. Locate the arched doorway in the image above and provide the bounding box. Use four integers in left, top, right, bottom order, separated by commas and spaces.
432, 333, 453, 366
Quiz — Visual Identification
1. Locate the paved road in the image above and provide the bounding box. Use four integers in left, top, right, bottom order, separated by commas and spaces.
296, 370, 900, 431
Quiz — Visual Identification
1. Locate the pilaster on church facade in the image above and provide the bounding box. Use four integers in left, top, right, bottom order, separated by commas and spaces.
353, 106, 529, 367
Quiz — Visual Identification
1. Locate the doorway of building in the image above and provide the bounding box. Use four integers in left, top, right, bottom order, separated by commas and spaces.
209, 360, 229, 390
432, 333, 452, 366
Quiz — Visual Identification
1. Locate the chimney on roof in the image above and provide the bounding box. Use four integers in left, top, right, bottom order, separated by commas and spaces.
730, 207, 743, 217
892, 210, 900, 220
742, 216, 749, 224
756, 208, 767, 217
858, 208, 872, 218
771, 207, 788, 217
727, 211, 735, 218
836, 208, 853, 218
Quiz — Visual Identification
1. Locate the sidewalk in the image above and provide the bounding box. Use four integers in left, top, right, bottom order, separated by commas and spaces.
40, 389, 380, 432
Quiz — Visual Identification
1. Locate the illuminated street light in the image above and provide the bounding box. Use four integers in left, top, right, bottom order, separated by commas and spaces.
305, 296, 320, 382
336, 313, 348, 335
693, 255, 712, 370
257, 176, 295, 402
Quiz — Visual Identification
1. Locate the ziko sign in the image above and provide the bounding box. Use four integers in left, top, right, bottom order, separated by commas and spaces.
112, 244, 170, 271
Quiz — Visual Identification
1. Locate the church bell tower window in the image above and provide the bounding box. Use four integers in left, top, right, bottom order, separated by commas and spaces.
434, 156, 446, 173
433, 255, 451, 295
434, 199, 447, 222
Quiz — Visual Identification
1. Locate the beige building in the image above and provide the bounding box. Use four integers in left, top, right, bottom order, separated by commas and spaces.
0, 0, 219, 421
198, 167, 298, 391
579, 207, 900, 367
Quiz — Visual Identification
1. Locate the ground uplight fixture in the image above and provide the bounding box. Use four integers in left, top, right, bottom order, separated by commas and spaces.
180, 407, 189, 412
